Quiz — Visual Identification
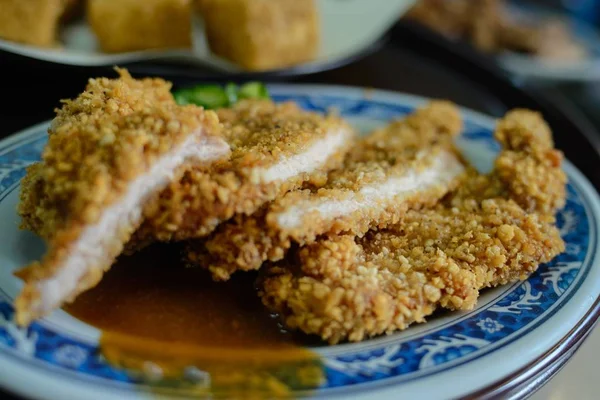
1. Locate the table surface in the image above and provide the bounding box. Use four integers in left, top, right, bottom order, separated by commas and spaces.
0, 38, 599, 400
530, 325, 599, 400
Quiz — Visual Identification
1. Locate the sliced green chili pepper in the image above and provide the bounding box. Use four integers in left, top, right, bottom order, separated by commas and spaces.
224, 83, 239, 106
238, 82, 269, 100
173, 82, 269, 109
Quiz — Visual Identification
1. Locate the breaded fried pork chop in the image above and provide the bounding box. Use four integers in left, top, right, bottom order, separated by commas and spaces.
260, 109, 566, 344
14, 75, 229, 326
128, 99, 355, 249
19, 68, 177, 241
186, 101, 467, 280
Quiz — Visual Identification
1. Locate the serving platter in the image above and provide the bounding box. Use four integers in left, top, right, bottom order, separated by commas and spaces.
0, 85, 598, 399
0, 0, 415, 76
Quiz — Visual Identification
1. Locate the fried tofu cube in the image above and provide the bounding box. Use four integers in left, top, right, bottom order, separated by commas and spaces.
87, 0, 192, 53
197, 0, 319, 71
0, 0, 68, 47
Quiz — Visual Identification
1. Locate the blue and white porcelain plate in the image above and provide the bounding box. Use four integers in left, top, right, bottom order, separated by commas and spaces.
0, 85, 599, 400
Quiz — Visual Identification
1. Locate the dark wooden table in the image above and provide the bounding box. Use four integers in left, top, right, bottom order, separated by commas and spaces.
0, 23, 599, 400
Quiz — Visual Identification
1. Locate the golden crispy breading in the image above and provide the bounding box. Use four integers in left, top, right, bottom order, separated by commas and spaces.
494, 109, 567, 215
129, 99, 355, 247
196, 0, 319, 71
186, 101, 466, 280
18, 163, 52, 239
38, 104, 220, 234
261, 234, 477, 344
259, 109, 566, 344
51, 68, 175, 132
0, 0, 70, 47
14, 70, 228, 325
261, 191, 563, 344
19, 68, 178, 239
88, 0, 192, 53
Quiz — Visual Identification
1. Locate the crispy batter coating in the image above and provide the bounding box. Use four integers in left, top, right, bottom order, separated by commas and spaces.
19, 68, 178, 239
18, 163, 50, 239
494, 109, 567, 215
186, 101, 466, 280
14, 71, 228, 325
260, 109, 566, 343
129, 99, 355, 248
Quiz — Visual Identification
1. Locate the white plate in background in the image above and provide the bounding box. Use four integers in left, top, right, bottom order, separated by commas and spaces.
499, 3, 600, 82
0, 0, 416, 73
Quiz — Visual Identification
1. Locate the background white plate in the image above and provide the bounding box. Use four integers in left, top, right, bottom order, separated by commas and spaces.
499, 3, 600, 82
0, 0, 416, 73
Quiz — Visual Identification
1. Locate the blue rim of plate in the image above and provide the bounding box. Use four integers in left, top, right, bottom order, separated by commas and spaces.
0, 85, 599, 399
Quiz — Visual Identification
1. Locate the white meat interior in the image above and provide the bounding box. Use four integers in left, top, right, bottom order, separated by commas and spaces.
258, 127, 352, 183
32, 133, 229, 316
275, 150, 465, 230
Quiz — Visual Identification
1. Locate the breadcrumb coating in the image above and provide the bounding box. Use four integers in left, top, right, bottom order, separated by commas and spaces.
494, 109, 567, 215
186, 101, 466, 280
50, 68, 175, 132
18, 162, 51, 239
14, 71, 228, 325
259, 109, 566, 343
129, 99, 355, 247
18, 68, 182, 240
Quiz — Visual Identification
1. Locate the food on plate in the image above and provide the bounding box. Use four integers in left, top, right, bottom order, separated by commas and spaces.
173, 82, 270, 109
19, 68, 178, 239
19, 73, 270, 241
87, 0, 193, 53
405, 0, 587, 61
128, 99, 355, 249
13, 70, 230, 325
0, 0, 75, 47
260, 109, 566, 343
13, 71, 566, 354
195, 0, 319, 70
0, 0, 321, 70
185, 101, 466, 280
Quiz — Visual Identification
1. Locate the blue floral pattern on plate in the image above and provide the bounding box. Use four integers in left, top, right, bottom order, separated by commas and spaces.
0, 91, 594, 397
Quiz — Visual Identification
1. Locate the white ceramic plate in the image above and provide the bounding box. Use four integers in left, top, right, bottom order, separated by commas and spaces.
0, 85, 599, 399
0, 0, 415, 73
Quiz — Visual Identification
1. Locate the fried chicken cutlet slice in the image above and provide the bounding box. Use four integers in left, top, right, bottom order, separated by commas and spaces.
14, 84, 229, 326
186, 101, 467, 280
19, 68, 177, 240
128, 99, 355, 249
260, 109, 566, 344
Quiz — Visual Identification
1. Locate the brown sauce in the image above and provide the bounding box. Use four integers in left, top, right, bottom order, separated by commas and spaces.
64, 245, 323, 396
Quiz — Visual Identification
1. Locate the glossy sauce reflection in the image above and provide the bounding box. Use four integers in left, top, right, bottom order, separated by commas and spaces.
64, 245, 323, 396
